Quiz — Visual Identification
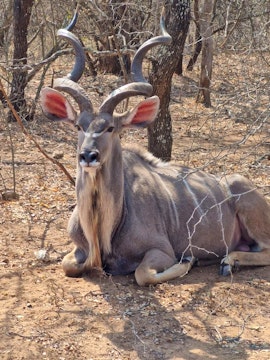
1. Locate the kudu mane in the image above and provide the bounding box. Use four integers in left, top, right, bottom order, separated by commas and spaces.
123, 144, 171, 168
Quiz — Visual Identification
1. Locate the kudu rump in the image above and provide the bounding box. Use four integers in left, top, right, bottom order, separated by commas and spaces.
41, 16, 270, 286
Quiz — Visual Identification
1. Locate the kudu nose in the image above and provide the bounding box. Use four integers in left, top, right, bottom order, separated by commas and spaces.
79, 150, 100, 165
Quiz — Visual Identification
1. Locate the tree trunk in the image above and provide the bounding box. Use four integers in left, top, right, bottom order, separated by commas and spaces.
0, 0, 12, 47
91, 0, 131, 76
9, 0, 34, 121
148, 0, 191, 161
196, 0, 214, 108
187, 0, 202, 71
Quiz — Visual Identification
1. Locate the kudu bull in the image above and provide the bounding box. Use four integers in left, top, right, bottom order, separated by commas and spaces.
40, 16, 270, 286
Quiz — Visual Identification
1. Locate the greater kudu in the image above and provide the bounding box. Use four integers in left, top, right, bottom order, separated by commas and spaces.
40, 15, 270, 286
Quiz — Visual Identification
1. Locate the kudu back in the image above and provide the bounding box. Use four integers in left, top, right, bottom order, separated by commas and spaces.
40, 15, 270, 286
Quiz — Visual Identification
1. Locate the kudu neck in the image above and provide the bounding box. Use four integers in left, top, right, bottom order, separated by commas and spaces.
76, 137, 124, 260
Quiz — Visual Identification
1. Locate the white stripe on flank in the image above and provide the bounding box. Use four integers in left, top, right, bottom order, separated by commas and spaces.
183, 179, 204, 217
158, 179, 180, 229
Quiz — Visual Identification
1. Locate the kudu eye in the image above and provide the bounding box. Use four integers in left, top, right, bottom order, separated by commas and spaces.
107, 126, 114, 133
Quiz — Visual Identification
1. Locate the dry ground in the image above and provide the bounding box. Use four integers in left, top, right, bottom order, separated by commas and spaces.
0, 52, 270, 359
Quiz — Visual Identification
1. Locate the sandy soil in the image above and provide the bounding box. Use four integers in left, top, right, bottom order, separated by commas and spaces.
1, 53, 270, 359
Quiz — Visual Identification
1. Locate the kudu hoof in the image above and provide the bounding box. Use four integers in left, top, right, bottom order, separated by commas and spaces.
62, 248, 87, 277
62, 260, 84, 277
219, 257, 240, 276
182, 256, 198, 265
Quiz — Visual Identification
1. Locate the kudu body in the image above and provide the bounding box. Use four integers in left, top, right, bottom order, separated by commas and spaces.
41, 16, 270, 286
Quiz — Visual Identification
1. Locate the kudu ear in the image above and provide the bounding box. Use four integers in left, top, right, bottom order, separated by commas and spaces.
40, 87, 77, 124
121, 96, 160, 128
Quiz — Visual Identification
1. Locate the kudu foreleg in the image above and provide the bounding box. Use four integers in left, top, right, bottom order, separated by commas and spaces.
135, 249, 196, 286
63, 206, 92, 277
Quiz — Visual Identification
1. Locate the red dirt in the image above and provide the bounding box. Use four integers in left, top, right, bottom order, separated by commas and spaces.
1, 53, 270, 359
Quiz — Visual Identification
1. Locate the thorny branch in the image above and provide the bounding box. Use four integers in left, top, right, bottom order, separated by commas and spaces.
123, 314, 147, 354
213, 315, 252, 344
183, 187, 258, 260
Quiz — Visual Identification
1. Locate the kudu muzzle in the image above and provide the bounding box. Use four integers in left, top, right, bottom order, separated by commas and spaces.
79, 150, 100, 167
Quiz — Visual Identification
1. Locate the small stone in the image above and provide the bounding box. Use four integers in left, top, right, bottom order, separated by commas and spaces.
52, 151, 64, 159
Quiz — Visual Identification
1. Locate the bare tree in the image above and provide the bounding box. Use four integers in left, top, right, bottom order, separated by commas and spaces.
0, 0, 12, 47
196, 0, 214, 108
84, 1, 151, 76
0, 0, 12, 106
186, 0, 202, 71
148, 0, 191, 161
8, 0, 34, 121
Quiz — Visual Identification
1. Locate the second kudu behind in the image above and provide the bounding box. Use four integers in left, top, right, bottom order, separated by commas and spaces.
40, 14, 270, 286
